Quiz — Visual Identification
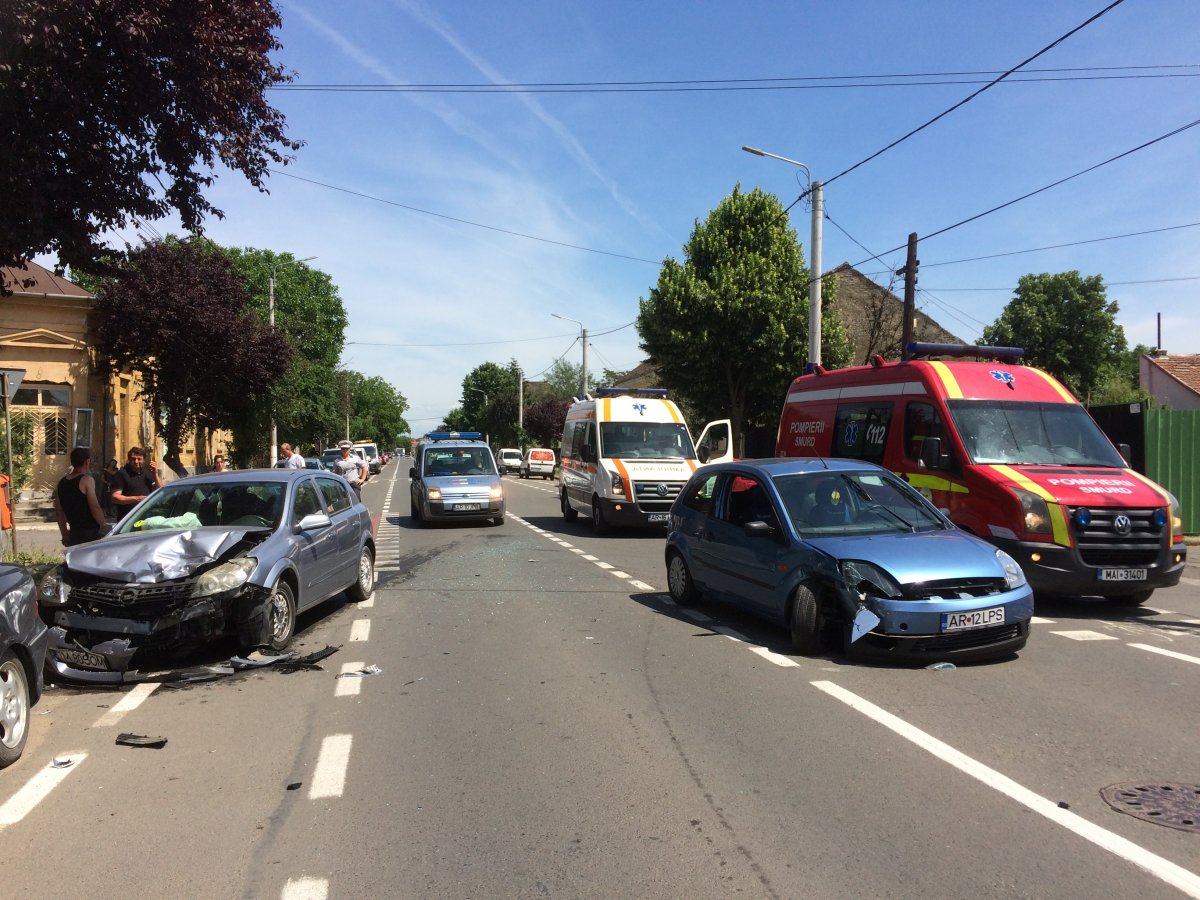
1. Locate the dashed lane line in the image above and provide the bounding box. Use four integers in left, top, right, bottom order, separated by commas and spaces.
812, 680, 1200, 898
335, 662, 366, 697
349, 619, 371, 642
281, 877, 329, 900
0, 753, 88, 827
92, 683, 160, 728
309, 734, 353, 799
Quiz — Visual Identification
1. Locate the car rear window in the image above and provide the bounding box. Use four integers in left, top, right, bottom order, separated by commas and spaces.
531, 450, 554, 461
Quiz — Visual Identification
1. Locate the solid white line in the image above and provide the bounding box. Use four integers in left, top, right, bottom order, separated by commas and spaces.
1129, 643, 1200, 666
309, 734, 353, 799
810, 680, 1200, 898
749, 646, 801, 667
0, 753, 88, 826
349, 619, 371, 642
93, 683, 160, 728
281, 877, 329, 900
335, 662, 365, 697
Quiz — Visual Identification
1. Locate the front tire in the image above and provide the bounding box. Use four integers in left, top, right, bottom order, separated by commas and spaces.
267, 579, 297, 651
591, 496, 609, 535
1108, 589, 1153, 606
666, 551, 699, 607
561, 490, 578, 522
789, 584, 823, 655
0, 650, 31, 769
346, 547, 374, 602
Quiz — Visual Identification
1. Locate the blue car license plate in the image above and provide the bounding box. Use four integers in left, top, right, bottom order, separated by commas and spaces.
941, 607, 1005, 632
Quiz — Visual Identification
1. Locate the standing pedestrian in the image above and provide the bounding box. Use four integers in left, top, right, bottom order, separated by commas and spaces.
212, 454, 228, 473
332, 440, 368, 498
280, 443, 306, 469
109, 446, 163, 512
55, 447, 108, 546
100, 457, 119, 518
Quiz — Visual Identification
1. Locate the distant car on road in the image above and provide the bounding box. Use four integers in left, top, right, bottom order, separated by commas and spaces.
497, 448, 523, 475
354, 441, 382, 475
410, 432, 504, 526
37, 469, 376, 683
665, 458, 1033, 663
0, 564, 48, 768
520, 448, 556, 480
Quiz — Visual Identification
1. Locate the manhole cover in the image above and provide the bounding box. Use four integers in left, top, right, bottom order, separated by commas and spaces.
1100, 782, 1200, 833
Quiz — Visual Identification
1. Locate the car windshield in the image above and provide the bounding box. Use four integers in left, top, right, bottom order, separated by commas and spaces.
946, 400, 1126, 467
357, 444, 378, 459
422, 446, 496, 476
600, 422, 696, 459
773, 471, 947, 536
117, 481, 285, 533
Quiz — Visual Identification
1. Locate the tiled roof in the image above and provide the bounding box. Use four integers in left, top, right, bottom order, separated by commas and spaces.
1144, 353, 1200, 396
1, 260, 92, 298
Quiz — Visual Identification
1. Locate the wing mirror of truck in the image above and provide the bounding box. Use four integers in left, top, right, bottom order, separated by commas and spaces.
919, 436, 950, 470
697, 446, 710, 464
1118, 442, 1132, 465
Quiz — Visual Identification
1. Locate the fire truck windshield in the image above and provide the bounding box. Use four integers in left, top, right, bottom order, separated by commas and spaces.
946, 400, 1126, 468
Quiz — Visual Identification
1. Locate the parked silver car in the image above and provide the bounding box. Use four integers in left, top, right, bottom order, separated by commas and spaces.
37, 469, 375, 683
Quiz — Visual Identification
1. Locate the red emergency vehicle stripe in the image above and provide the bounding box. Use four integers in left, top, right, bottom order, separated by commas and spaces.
928, 361, 963, 399
1025, 368, 1077, 403
611, 458, 634, 500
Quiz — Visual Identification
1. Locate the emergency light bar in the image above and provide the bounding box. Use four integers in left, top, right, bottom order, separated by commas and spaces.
906, 342, 1024, 364
425, 431, 483, 441
593, 387, 669, 398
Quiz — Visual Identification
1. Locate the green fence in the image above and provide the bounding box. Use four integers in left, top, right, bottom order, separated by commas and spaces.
1144, 408, 1200, 535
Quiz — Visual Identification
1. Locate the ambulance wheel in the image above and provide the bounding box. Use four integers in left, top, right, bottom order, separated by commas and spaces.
1108, 589, 1153, 606
591, 496, 610, 535
789, 584, 823, 655
561, 490, 578, 522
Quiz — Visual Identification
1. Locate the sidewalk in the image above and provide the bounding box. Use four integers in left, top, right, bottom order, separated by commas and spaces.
3, 522, 66, 561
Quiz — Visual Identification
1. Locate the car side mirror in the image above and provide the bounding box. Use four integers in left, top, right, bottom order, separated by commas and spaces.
1118, 442, 1132, 465
743, 520, 777, 538
919, 436, 948, 470
295, 512, 333, 532
409, 467, 417, 478
697, 446, 710, 464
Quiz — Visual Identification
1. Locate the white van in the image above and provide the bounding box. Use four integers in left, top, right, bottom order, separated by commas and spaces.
559, 388, 732, 533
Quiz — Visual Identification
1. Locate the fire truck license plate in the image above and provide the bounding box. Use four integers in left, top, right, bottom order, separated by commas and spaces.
1098, 568, 1147, 581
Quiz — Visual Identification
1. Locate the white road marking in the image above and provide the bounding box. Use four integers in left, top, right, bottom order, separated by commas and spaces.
611, 571, 631, 579
1142, 606, 1176, 615
281, 877, 329, 900
309, 734, 353, 799
680, 609, 714, 623
1030, 616, 1056, 625
570, 548, 585, 554
349, 619, 371, 642
92, 683, 160, 728
1129, 643, 1200, 665
750, 646, 801, 667
335, 662, 366, 696
1180, 575, 1200, 587
359, 592, 375, 609
811, 680, 1200, 898
1049, 630, 1119, 641
0, 753, 88, 826
581, 555, 598, 562
629, 580, 656, 591
593, 561, 614, 570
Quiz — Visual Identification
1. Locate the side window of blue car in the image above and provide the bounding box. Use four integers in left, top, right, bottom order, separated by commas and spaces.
316, 476, 353, 514
680, 474, 719, 515
293, 480, 322, 523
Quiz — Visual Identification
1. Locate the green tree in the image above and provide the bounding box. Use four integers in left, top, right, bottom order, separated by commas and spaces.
637, 185, 850, 442
600, 367, 629, 387
348, 373, 410, 448
92, 239, 290, 475
980, 272, 1130, 399
0, 0, 301, 273
542, 359, 584, 400
460, 361, 522, 446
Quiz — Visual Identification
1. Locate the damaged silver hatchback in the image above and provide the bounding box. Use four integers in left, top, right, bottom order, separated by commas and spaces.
37, 469, 376, 683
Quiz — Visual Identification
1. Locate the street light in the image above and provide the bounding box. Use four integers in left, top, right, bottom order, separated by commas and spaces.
269, 255, 317, 465
742, 145, 824, 371
551, 313, 588, 396
466, 386, 489, 446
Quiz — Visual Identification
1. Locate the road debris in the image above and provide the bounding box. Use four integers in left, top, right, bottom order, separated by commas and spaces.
116, 733, 167, 749
50, 757, 74, 769
335, 664, 382, 679
925, 662, 956, 671
276, 645, 341, 674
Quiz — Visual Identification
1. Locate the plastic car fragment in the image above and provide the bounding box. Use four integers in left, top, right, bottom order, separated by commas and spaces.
276, 645, 340, 673
335, 664, 382, 678
116, 733, 167, 748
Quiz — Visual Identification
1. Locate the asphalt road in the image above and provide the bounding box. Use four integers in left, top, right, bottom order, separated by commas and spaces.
3, 459, 1198, 899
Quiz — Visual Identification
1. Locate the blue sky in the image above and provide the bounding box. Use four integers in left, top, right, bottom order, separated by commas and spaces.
77, 0, 1200, 428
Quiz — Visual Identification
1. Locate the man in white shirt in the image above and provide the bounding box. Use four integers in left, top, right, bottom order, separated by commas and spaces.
281, 443, 306, 469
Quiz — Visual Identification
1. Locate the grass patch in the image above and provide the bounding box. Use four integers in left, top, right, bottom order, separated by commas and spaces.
3, 549, 63, 566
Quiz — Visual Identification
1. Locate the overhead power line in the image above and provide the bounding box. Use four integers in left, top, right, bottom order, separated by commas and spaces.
924, 275, 1200, 291
272, 63, 1196, 94
851, 114, 1200, 267
821, 0, 1128, 190
268, 168, 661, 265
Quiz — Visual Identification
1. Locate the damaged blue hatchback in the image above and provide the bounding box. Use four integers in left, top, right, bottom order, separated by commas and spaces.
665, 458, 1033, 662
37, 469, 376, 683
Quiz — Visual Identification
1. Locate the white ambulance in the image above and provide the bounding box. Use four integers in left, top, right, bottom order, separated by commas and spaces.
559, 388, 732, 533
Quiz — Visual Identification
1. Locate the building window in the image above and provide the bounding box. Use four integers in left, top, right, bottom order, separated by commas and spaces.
43, 414, 69, 455
12, 384, 71, 407
74, 408, 94, 448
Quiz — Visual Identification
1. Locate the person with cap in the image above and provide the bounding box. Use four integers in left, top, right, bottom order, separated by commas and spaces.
333, 440, 368, 497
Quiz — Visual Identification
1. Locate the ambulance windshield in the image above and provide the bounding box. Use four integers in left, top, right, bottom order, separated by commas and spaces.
946, 400, 1126, 467
600, 422, 696, 459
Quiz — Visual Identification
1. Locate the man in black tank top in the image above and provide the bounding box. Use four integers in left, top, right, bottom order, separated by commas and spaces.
55, 447, 108, 546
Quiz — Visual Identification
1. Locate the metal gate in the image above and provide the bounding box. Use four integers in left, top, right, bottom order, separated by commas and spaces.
1144, 407, 1199, 536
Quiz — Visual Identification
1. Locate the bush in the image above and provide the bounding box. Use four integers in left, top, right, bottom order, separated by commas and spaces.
0, 413, 35, 488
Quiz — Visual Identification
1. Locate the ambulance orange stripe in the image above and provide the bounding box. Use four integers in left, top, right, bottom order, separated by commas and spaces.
602, 398, 611, 421
928, 361, 963, 399
1025, 367, 1077, 403
663, 400, 682, 424
611, 458, 634, 500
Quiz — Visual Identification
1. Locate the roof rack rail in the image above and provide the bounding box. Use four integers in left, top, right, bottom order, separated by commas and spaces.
906, 342, 1024, 364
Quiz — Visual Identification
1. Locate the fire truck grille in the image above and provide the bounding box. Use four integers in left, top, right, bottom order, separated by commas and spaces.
1069, 506, 1164, 567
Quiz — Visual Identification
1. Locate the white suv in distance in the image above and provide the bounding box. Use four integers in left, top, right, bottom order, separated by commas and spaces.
498, 448, 523, 474
520, 448, 556, 479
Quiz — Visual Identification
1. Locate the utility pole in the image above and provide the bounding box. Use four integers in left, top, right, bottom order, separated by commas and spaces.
581, 328, 589, 396
898, 233, 919, 361
809, 180, 823, 371
268, 275, 277, 465
518, 371, 524, 432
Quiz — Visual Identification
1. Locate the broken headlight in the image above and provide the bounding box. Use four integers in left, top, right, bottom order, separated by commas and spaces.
995, 549, 1027, 590
38, 566, 68, 607
194, 558, 257, 597
840, 560, 902, 599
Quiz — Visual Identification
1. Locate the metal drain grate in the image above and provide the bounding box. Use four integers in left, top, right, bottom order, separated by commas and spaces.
1100, 782, 1200, 833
